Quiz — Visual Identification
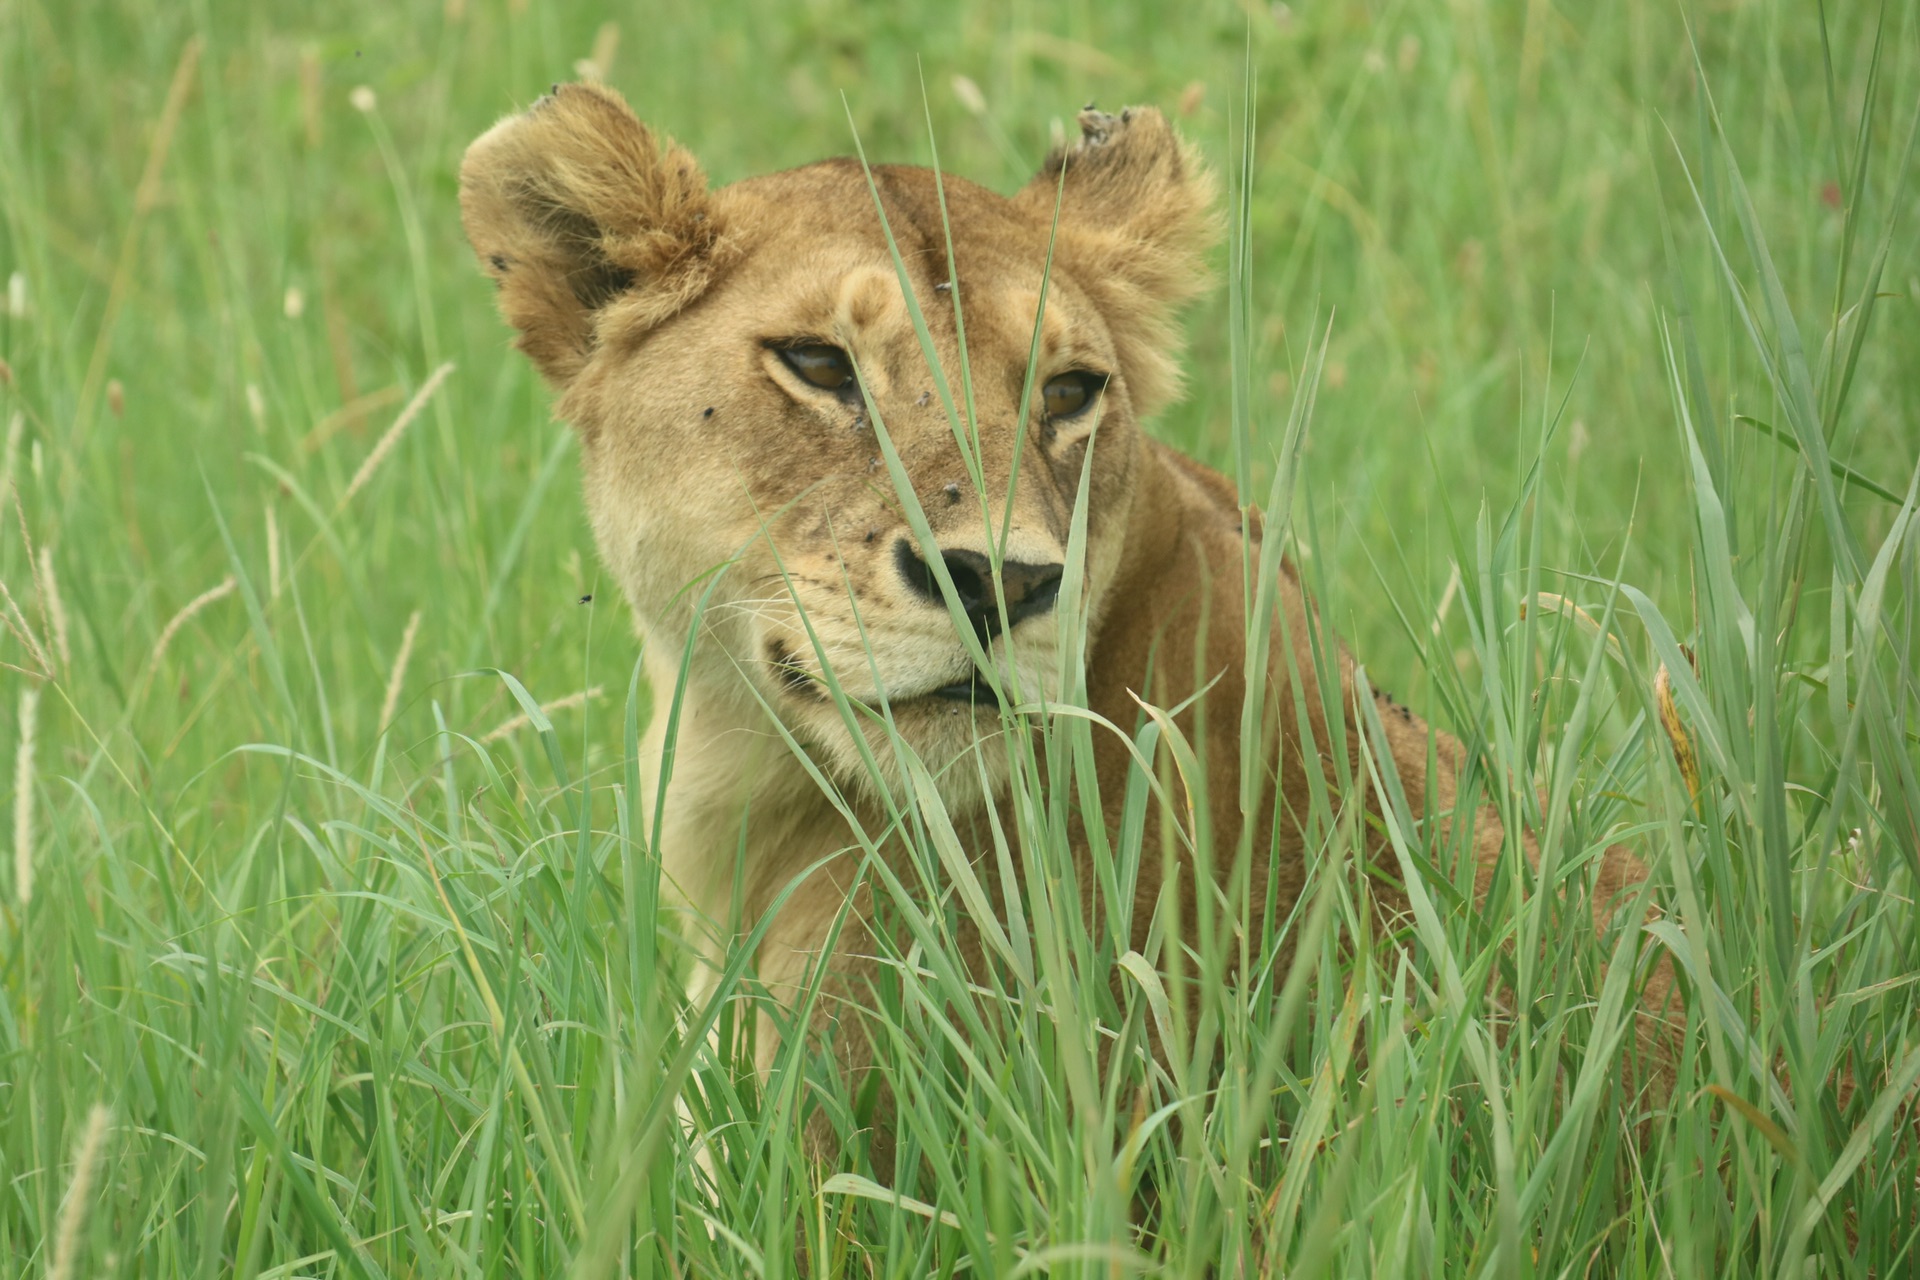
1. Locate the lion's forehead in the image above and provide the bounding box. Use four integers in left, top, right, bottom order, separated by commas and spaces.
713, 162, 1110, 353
722, 157, 1041, 254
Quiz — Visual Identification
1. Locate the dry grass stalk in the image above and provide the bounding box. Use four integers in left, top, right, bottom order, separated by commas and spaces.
1, 413, 21, 492
14, 685, 37, 905
148, 576, 238, 677
573, 21, 620, 81
379, 610, 423, 733
37, 549, 70, 674
299, 45, 322, 147
1430, 561, 1462, 637
952, 74, 987, 115
299, 383, 403, 456
0, 577, 51, 676
73, 37, 202, 455
341, 362, 454, 507
264, 503, 282, 600
13, 487, 53, 657
1522, 591, 1626, 665
480, 686, 605, 744
47, 1103, 111, 1280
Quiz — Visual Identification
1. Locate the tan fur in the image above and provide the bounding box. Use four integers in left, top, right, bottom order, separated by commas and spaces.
459, 85, 1676, 1130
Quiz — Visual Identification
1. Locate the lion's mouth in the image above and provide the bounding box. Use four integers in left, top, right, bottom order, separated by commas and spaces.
767, 641, 825, 701
766, 640, 1003, 708
927, 675, 1003, 706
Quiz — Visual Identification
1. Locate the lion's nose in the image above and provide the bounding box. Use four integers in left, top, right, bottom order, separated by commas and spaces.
894, 541, 1063, 642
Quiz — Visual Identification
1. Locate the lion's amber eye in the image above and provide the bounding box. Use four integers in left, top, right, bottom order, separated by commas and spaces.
778, 343, 855, 392
1042, 371, 1108, 420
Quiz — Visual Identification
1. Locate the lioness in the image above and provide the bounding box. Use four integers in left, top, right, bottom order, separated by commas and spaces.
459, 84, 1669, 1133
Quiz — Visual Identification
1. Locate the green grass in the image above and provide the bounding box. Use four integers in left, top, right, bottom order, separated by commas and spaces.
3, 0, 1919, 1275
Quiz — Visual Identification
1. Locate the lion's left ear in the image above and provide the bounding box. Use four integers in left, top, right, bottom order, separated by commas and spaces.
460, 83, 730, 388
1013, 107, 1218, 418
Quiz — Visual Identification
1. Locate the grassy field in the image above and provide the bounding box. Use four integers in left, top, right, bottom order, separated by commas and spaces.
3, 0, 1918, 1275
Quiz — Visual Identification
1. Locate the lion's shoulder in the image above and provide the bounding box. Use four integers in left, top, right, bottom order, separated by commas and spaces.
1148, 438, 1258, 540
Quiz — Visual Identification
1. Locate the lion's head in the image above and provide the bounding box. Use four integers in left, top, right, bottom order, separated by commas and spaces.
460, 84, 1214, 794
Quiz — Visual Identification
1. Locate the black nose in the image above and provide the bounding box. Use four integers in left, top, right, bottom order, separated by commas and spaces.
894, 541, 1063, 642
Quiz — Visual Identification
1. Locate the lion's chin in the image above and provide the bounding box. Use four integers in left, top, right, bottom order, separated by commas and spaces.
752, 631, 1058, 811
773, 690, 1016, 815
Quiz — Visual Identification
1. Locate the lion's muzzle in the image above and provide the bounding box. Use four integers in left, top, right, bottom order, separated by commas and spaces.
892, 540, 1063, 643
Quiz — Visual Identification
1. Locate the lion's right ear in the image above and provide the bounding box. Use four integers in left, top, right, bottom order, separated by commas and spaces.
459, 83, 728, 387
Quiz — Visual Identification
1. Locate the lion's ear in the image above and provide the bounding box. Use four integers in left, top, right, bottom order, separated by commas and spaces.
459, 83, 727, 387
1013, 107, 1217, 417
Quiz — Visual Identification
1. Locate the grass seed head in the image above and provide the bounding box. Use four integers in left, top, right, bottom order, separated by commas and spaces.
1654, 662, 1700, 804
147, 576, 238, 679
342, 362, 453, 507
380, 610, 423, 734
37, 549, 69, 674
13, 684, 37, 905
47, 1103, 110, 1280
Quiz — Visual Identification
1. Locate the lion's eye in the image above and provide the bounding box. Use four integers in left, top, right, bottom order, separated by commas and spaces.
778, 343, 855, 392
1042, 371, 1108, 420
